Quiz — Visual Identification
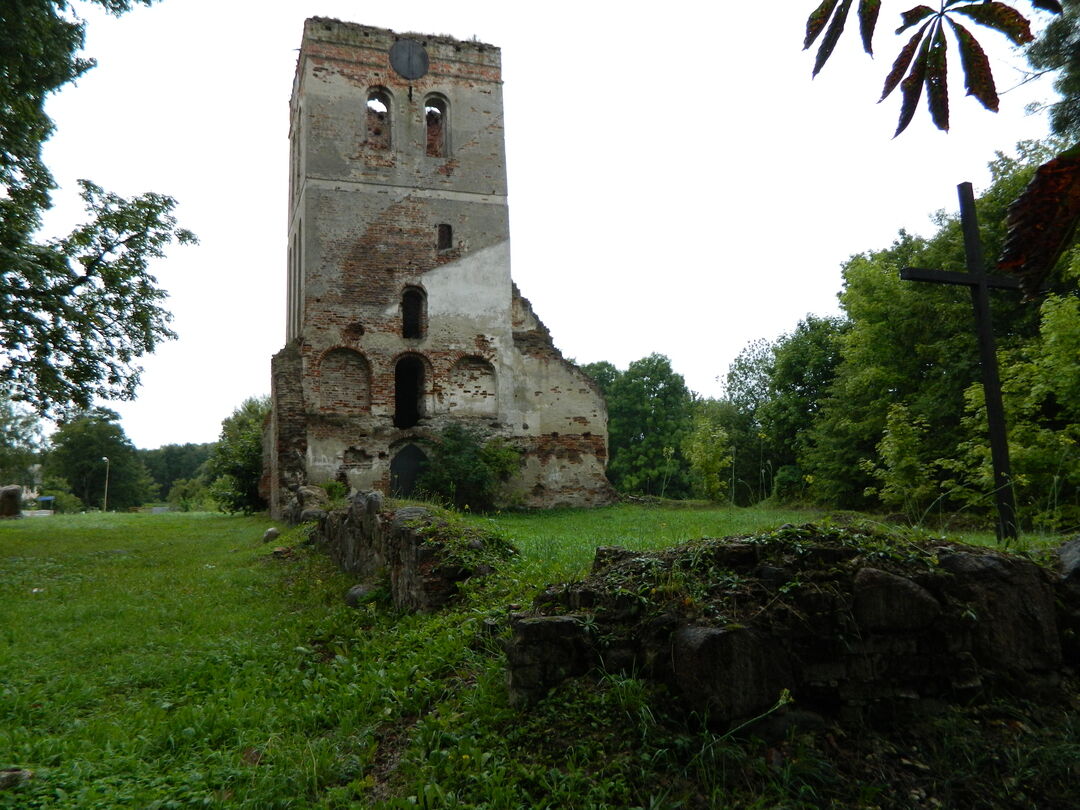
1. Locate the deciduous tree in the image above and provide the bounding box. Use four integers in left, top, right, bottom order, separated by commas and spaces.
1026, 0, 1080, 137
45, 407, 156, 510
139, 442, 214, 498
0, 394, 44, 488
800, 143, 1063, 509
860, 402, 939, 522
580, 361, 621, 398
758, 315, 849, 473
206, 396, 270, 514
943, 262, 1080, 530
683, 399, 731, 502
1, 1, 194, 418
605, 354, 693, 498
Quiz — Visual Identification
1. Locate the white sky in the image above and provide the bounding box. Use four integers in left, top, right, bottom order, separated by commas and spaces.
37, 0, 1057, 449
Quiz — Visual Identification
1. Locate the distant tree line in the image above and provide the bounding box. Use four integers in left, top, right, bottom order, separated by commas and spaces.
3, 142, 1075, 527
585, 140, 1079, 532
0, 395, 267, 514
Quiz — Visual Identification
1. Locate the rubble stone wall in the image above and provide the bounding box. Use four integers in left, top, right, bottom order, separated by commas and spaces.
503, 527, 1080, 730
305, 489, 511, 612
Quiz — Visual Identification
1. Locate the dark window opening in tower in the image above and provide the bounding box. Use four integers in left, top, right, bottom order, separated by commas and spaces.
402, 287, 425, 339
436, 223, 452, 251
367, 90, 391, 149
425, 98, 447, 157
394, 356, 424, 428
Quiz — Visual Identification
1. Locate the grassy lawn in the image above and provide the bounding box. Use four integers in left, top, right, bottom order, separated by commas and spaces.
1, 512, 357, 808
1, 506, 1074, 808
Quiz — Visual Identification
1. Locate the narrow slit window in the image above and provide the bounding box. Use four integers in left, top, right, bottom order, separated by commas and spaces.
291, 105, 302, 197
425, 96, 447, 157
367, 90, 391, 149
436, 223, 452, 251
401, 287, 425, 339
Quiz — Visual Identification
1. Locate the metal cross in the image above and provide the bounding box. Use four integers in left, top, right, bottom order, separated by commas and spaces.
900, 182, 1020, 543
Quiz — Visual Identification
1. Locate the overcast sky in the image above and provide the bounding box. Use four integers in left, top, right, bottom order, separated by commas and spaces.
38, 1, 1058, 449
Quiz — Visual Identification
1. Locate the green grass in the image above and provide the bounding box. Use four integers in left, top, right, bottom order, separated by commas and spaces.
475, 502, 824, 582
1, 505, 1075, 808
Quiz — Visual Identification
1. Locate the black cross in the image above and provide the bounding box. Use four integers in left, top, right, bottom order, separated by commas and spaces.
901, 182, 1019, 543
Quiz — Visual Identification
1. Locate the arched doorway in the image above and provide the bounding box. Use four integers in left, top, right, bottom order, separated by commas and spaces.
390, 444, 427, 497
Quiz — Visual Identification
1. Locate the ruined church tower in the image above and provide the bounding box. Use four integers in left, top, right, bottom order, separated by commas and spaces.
267, 19, 614, 517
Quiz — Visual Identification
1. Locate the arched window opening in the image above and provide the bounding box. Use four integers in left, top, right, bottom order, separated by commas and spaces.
436, 223, 452, 251
394, 355, 425, 428
390, 444, 427, 497
367, 89, 391, 149
401, 287, 426, 339
424, 96, 448, 157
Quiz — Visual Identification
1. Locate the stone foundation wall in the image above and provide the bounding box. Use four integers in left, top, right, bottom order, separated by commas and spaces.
503, 527, 1080, 729
308, 490, 512, 612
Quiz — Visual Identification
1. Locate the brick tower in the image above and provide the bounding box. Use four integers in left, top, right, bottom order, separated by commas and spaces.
267, 19, 614, 517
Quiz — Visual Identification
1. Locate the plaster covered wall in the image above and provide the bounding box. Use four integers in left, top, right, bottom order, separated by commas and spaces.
268, 19, 614, 516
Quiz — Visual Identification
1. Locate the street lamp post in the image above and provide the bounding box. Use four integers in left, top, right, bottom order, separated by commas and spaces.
102, 456, 110, 512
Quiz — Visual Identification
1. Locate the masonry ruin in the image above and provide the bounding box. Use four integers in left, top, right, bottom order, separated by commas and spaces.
267, 19, 614, 518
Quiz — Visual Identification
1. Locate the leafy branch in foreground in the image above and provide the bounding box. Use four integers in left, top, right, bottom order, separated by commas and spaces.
805, 1, 1063, 136
1026, 0, 1080, 135
1, 0, 189, 418
998, 140, 1080, 295
0, 181, 196, 418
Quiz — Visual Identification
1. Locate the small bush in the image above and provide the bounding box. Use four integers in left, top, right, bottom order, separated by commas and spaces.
772, 465, 806, 503
416, 424, 520, 512
38, 476, 85, 513
321, 479, 349, 510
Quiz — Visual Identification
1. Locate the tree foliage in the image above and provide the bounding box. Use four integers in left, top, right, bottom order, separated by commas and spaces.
0, 394, 44, 488
44, 407, 156, 510
718, 341, 778, 504
860, 402, 939, 521
1026, 0, 1080, 137
206, 396, 269, 514
683, 399, 731, 502
805, 1, 1063, 135
579, 361, 621, 398
715, 318, 848, 505
759, 315, 850, 472
166, 476, 214, 512
415, 424, 521, 512
944, 271, 1080, 529
139, 442, 214, 498
718, 141, 1080, 530
602, 354, 694, 498
1, 0, 195, 418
